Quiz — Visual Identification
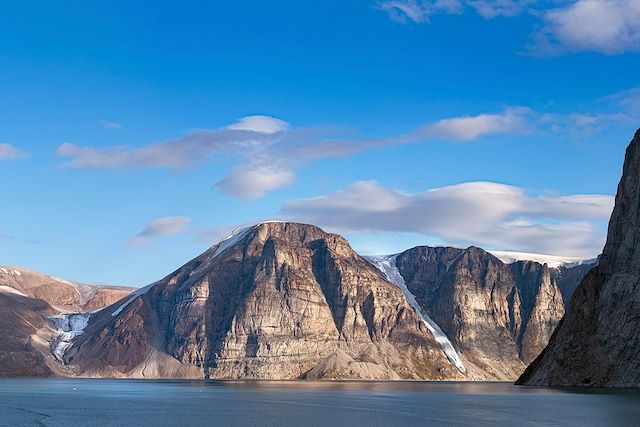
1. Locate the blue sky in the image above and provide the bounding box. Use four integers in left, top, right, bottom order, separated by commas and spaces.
1, 0, 639, 286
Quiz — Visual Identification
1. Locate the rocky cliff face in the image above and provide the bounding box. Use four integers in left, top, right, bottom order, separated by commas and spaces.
393, 246, 588, 380
518, 129, 640, 387
65, 222, 465, 380
0, 267, 135, 377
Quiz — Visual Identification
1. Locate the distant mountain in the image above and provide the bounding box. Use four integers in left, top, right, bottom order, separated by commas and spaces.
0, 267, 134, 377
0, 267, 133, 312
518, 129, 640, 387
369, 247, 595, 380
488, 251, 596, 269
64, 222, 465, 380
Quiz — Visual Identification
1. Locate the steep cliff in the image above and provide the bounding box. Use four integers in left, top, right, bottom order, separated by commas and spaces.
65, 222, 464, 380
518, 129, 640, 387
393, 246, 579, 380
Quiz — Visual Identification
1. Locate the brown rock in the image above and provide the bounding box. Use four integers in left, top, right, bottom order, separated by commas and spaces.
518, 129, 640, 387
395, 246, 583, 380
0, 267, 135, 377
66, 222, 464, 380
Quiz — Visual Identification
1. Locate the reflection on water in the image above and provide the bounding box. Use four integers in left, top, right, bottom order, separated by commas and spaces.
1, 379, 639, 427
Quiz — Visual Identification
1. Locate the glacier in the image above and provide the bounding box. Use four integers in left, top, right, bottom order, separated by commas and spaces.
50, 312, 93, 362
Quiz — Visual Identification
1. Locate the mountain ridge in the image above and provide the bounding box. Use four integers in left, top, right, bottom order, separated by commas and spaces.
0, 222, 595, 380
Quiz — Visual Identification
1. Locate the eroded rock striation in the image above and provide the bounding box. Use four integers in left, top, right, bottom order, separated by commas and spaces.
65, 222, 465, 380
392, 246, 589, 380
518, 129, 640, 387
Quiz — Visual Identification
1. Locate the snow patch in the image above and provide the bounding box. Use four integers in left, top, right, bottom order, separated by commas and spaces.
211, 226, 253, 258
446, 250, 465, 272
51, 276, 75, 286
489, 250, 590, 268
0, 284, 27, 297
0, 267, 22, 276
111, 282, 157, 317
367, 255, 466, 374
110, 223, 256, 319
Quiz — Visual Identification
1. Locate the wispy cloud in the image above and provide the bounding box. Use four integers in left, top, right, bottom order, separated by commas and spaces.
129, 216, 192, 247
99, 120, 123, 130
55, 95, 635, 200
378, 0, 432, 23
378, 0, 532, 23
57, 115, 284, 170
56, 109, 529, 199
603, 87, 640, 114
280, 180, 614, 257
467, 0, 533, 18
0, 143, 27, 161
541, 111, 633, 136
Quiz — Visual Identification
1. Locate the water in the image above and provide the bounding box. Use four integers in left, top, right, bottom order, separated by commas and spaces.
0, 379, 639, 427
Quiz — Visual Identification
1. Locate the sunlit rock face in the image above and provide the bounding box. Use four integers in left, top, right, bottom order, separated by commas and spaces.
518, 129, 640, 388
66, 222, 464, 380
394, 246, 585, 380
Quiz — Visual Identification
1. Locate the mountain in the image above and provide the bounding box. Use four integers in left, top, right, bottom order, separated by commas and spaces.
0, 267, 133, 312
0, 267, 134, 377
518, 129, 640, 387
1, 225, 594, 380
371, 246, 595, 380
63, 222, 466, 380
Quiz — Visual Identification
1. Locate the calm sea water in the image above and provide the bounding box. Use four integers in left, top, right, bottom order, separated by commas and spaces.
0, 379, 638, 426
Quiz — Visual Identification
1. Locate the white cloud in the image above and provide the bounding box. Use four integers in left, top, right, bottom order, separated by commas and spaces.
379, 1, 640, 55
57, 122, 278, 169
130, 216, 192, 246
281, 180, 614, 257
56, 103, 628, 200
0, 143, 27, 161
57, 109, 527, 199
214, 162, 295, 200
227, 115, 290, 134
99, 120, 123, 129
533, 0, 640, 54
414, 107, 530, 141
